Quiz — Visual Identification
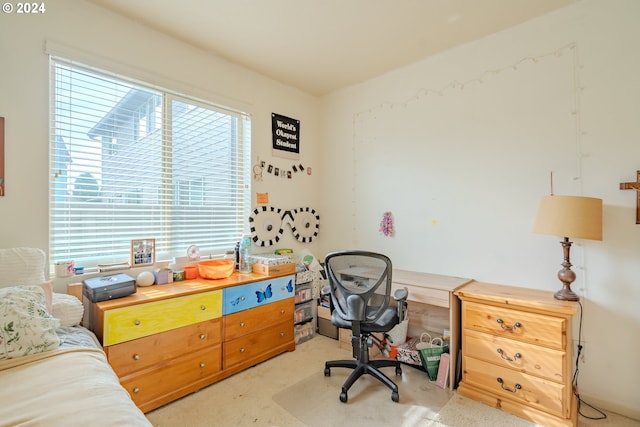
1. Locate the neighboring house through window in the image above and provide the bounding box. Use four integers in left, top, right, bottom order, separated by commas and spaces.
50, 58, 251, 269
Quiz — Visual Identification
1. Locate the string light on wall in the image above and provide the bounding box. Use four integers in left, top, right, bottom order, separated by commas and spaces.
353, 42, 579, 120
350, 42, 589, 263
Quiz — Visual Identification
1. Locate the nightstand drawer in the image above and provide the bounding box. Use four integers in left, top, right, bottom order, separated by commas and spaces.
463, 301, 566, 350
222, 275, 294, 314
106, 318, 222, 377
103, 290, 222, 345
463, 356, 568, 417
464, 329, 566, 383
121, 346, 222, 409
224, 298, 293, 341
224, 320, 294, 368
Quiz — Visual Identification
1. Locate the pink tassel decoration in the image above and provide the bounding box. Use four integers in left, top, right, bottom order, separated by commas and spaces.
379, 211, 394, 237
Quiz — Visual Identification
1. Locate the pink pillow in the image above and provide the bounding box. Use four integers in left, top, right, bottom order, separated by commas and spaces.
34, 281, 53, 313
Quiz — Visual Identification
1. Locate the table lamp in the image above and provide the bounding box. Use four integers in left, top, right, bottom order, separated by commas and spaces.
533, 195, 603, 301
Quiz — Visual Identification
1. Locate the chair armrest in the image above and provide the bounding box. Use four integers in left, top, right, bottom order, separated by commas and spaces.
393, 287, 408, 302
393, 287, 408, 322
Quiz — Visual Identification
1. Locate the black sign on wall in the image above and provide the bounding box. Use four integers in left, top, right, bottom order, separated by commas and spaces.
272, 113, 300, 159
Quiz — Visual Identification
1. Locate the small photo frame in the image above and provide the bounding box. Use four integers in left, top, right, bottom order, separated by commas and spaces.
131, 238, 155, 267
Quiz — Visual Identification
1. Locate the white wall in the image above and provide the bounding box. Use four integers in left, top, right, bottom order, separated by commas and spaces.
0, 0, 323, 274
319, 0, 640, 418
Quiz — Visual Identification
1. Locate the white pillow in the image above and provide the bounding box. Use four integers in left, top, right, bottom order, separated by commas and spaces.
52, 292, 85, 327
0, 247, 47, 287
0, 286, 60, 360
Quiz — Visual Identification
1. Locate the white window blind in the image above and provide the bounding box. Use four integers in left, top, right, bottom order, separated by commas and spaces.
49, 57, 251, 269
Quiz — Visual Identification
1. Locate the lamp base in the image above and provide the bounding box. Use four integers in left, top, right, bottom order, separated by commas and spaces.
554, 285, 580, 301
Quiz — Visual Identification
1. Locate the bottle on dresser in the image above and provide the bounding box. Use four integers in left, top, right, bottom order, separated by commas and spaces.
238, 235, 252, 273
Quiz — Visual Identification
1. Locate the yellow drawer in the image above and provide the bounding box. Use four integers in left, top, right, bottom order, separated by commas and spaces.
462, 301, 566, 350
463, 356, 568, 418
463, 329, 566, 383
103, 290, 222, 345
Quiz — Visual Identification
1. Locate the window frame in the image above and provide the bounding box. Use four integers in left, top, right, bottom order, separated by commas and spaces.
49, 57, 252, 271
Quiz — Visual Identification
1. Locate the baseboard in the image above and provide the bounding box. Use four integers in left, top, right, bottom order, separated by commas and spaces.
577, 392, 640, 421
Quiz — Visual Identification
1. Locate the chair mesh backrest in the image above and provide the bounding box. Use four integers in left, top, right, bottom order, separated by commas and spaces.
325, 250, 392, 323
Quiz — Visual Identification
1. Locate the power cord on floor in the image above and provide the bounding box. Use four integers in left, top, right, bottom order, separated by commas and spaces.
573, 300, 608, 421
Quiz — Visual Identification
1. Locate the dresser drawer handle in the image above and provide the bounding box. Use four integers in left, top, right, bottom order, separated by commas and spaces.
280, 332, 285, 337
497, 377, 521, 393
133, 354, 140, 361
496, 318, 521, 331
280, 309, 286, 315
240, 322, 246, 327
199, 334, 206, 340
497, 348, 521, 362
201, 305, 206, 311
200, 362, 206, 368
240, 348, 246, 353
134, 319, 141, 326
133, 387, 140, 394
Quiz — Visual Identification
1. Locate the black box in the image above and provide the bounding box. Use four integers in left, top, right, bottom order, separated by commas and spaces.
83, 273, 136, 303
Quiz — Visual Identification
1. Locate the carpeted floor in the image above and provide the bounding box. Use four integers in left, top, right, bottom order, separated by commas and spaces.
145, 335, 638, 427
273, 364, 454, 427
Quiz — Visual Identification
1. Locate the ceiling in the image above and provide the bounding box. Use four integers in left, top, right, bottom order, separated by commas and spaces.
87, 0, 575, 96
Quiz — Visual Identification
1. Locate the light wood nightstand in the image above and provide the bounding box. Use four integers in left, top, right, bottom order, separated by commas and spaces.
455, 281, 578, 427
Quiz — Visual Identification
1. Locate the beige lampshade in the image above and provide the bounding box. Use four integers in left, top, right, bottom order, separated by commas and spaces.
533, 195, 603, 241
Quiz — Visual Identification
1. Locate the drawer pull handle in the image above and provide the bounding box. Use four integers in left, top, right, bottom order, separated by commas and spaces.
497, 348, 522, 362
240, 322, 246, 327
496, 318, 521, 331
133, 387, 140, 394
280, 332, 285, 337
240, 348, 246, 353
199, 334, 206, 340
200, 362, 206, 368
280, 309, 285, 315
497, 377, 521, 393
201, 305, 206, 311
133, 354, 140, 361
134, 319, 141, 326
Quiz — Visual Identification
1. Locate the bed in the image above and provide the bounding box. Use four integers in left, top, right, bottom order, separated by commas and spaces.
0, 248, 151, 427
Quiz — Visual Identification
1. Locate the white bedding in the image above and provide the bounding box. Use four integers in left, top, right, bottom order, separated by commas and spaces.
0, 327, 151, 427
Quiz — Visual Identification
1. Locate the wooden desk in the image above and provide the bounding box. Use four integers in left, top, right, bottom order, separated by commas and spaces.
391, 269, 472, 389
333, 267, 471, 389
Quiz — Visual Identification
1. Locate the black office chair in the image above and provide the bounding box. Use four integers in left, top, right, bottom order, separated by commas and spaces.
322, 250, 408, 403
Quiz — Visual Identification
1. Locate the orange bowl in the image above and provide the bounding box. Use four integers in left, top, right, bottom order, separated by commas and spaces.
197, 259, 235, 279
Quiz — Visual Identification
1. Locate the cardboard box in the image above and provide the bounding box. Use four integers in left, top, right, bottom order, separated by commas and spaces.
318, 317, 338, 339
252, 262, 296, 276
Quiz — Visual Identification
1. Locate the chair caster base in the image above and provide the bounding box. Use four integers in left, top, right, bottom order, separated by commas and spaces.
339, 390, 348, 403
391, 391, 399, 402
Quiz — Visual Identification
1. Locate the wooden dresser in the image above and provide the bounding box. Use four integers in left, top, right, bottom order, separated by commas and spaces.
83, 272, 295, 413
455, 281, 578, 427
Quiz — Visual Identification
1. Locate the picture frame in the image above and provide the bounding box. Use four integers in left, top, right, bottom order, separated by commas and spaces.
131, 238, 155, 267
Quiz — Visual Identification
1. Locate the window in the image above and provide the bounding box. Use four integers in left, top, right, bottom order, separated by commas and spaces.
50, 58, 251, 269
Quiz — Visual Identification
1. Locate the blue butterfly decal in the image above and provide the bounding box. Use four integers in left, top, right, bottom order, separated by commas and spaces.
286, 280, 293, 293
256, 284, 273, 303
